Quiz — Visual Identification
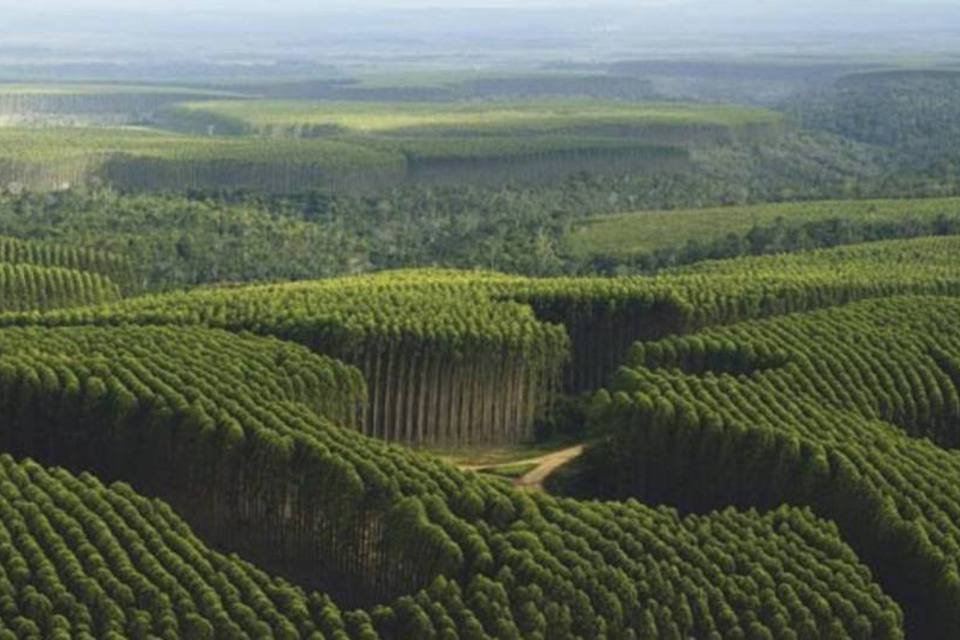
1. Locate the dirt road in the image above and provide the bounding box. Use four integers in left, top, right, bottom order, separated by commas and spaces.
463, 444, 585, 491
515, 444, 584, 489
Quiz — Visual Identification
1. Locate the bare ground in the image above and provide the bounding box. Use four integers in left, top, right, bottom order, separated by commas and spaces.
463, 444, 585, 491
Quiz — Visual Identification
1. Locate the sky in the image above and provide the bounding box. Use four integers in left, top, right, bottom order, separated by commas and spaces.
0, 0, 957, 70
0, 0, 914, 9
0, 0, 630, 15
0, 0, 606, 7
0, 0, 946, 13
2, 0, 957, 49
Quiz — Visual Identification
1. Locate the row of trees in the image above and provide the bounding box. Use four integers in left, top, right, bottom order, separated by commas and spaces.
0, 454, 376, 639
0, 325, 426, 607
587, 294, 960, 638
0, 138, 686, 194
511, 235, 960, 391
0, 131, 408, 194
3, 273, 571, 447
0, 322, 903, 638
628, 293, 960, 444
158, 99, 781, 142
0, 262, 120, 312
5, 237, 960, 443
4, 97, 909, 198
588, 212, 960, 275
0, 235, 126, 281
403, 142, 688, 189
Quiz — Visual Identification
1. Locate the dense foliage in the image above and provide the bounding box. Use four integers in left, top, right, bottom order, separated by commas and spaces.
566, 197, 960, 273
793, 70, 960, 164
0, 262, 120, 311
0, 454, 363, 640
584, 295, 960, 637
6, 236, 960, 445
5, 272, 571, 447
0, 234, 124, 310
0, 323, 904, 638
0, 128, 407, 193
0, 89, 932, 201
0, 234, 126, 280
787, 69, 960, 198
0, 100, 781, 193
0, 190, 359, 291
4, 79, 960, 638
2, 178, 958, 296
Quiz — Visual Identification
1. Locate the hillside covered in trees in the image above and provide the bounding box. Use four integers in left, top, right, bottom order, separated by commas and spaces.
3, 2, 960, 636
0, 232, 948, 636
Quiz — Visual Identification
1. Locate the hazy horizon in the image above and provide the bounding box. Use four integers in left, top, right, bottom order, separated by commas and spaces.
2, 0, 960, 80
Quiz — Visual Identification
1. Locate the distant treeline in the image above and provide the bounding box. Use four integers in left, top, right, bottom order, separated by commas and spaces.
0, 149, 959, 294
790, 69, 960, 169
586, 213, 960, 274
218, 74, 659, 102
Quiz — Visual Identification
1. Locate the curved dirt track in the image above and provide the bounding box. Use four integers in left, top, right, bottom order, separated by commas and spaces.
464, 445, 585, 491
